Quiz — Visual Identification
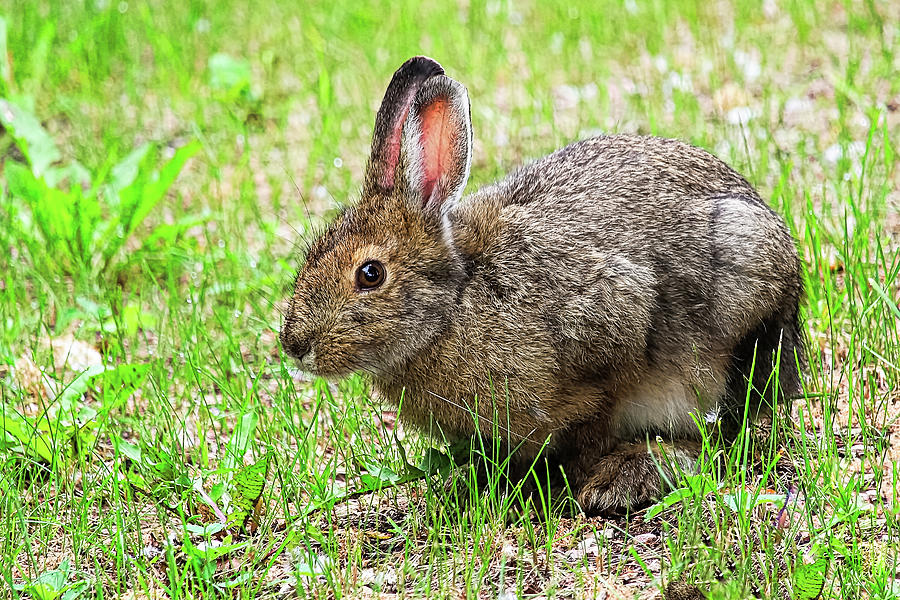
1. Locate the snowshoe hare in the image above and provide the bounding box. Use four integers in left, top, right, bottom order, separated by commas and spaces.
281, 57, 804, 514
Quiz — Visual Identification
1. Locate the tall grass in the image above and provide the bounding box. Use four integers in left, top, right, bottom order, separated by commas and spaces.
1, 0, 897, 597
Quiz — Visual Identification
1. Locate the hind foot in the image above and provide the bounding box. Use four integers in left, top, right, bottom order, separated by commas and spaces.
574, 440, 699, 515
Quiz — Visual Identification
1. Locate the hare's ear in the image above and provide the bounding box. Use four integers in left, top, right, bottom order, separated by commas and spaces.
364, 56, 445, 194
399, 76, 472, 213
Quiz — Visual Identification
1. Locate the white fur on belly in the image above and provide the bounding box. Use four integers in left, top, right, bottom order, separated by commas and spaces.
611, 374, 718, 439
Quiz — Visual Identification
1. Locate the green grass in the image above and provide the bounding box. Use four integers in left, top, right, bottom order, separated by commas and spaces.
1, 0, 898, 597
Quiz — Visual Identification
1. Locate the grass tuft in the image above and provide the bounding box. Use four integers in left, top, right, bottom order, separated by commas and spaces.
1, 0, 898, 597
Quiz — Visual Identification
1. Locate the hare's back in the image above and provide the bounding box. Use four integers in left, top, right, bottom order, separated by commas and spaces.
494, 135, 794, 273
499, 135, 764, 216
469, 134, 799, 355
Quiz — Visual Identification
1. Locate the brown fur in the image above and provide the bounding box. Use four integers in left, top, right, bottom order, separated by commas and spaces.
281, 57, 804, 514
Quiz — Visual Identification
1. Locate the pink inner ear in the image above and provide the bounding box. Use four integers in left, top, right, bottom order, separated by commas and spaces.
418, 97, 453, 204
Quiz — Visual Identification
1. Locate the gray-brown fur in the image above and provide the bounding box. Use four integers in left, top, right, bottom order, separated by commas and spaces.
281, 57, 804, 514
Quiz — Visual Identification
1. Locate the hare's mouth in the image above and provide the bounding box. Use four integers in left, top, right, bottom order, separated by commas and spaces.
291, 345, 362, 379
297, 349, 317, 372
280, 334, 328, 376
282, 333, 389, 379
288, 350, 343, 379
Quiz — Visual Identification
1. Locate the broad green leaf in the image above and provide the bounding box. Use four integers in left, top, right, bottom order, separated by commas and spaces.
360, 462, 401, 487
26, 579, 63, 600
121, 467, 150, 492
185, 522, 228, 536
59, 582, 88, 600
183, 535, 248, 562
56, 363, 150, 417
5, 161, 77, 261
107, 143, 151, 197
113, 437, 142, 463
5, 160, 43, 200
0, 411, 55, 464
23, 560, 69, 600
100, 141, 198, 266
0, 98, 60, 176
392, 427, 424, 477
792, 555, 828, 600
0, 361, 140, 468
228, 453, 270, 531
120, 141, 199, 241
646, 487, 695, 519
210, 481, 227, 502
417, 447, 453, 475
25, 578, 84, 600
75, 296, 111, 319
143, 447, 177, 482
117, 439, 189, 497
220, 572, 252, 589
95, 363, 151, 409
56, 365, 107, 412
646, 474, 720, 518
73, 186, 103, 266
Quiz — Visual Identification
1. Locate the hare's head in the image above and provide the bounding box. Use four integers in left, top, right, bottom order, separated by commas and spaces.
281, 57, 473, 377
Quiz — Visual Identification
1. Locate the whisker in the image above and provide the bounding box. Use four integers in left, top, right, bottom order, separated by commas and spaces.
277, 357, 537, 446
283, 167, 312, 225
423, 390, 536, 443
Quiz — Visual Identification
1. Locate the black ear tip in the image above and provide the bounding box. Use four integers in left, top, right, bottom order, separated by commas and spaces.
397, 55, 445, 79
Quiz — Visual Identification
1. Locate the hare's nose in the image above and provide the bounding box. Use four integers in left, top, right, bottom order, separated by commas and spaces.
281, 333, 311, 361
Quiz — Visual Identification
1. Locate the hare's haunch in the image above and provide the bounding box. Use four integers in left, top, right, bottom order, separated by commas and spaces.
281, 56, 804, 514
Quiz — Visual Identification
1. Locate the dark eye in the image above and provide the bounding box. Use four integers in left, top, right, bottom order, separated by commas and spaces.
355, 260, 385, 290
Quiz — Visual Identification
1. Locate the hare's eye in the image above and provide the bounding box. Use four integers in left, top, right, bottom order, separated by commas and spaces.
356, 260, 385, 290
